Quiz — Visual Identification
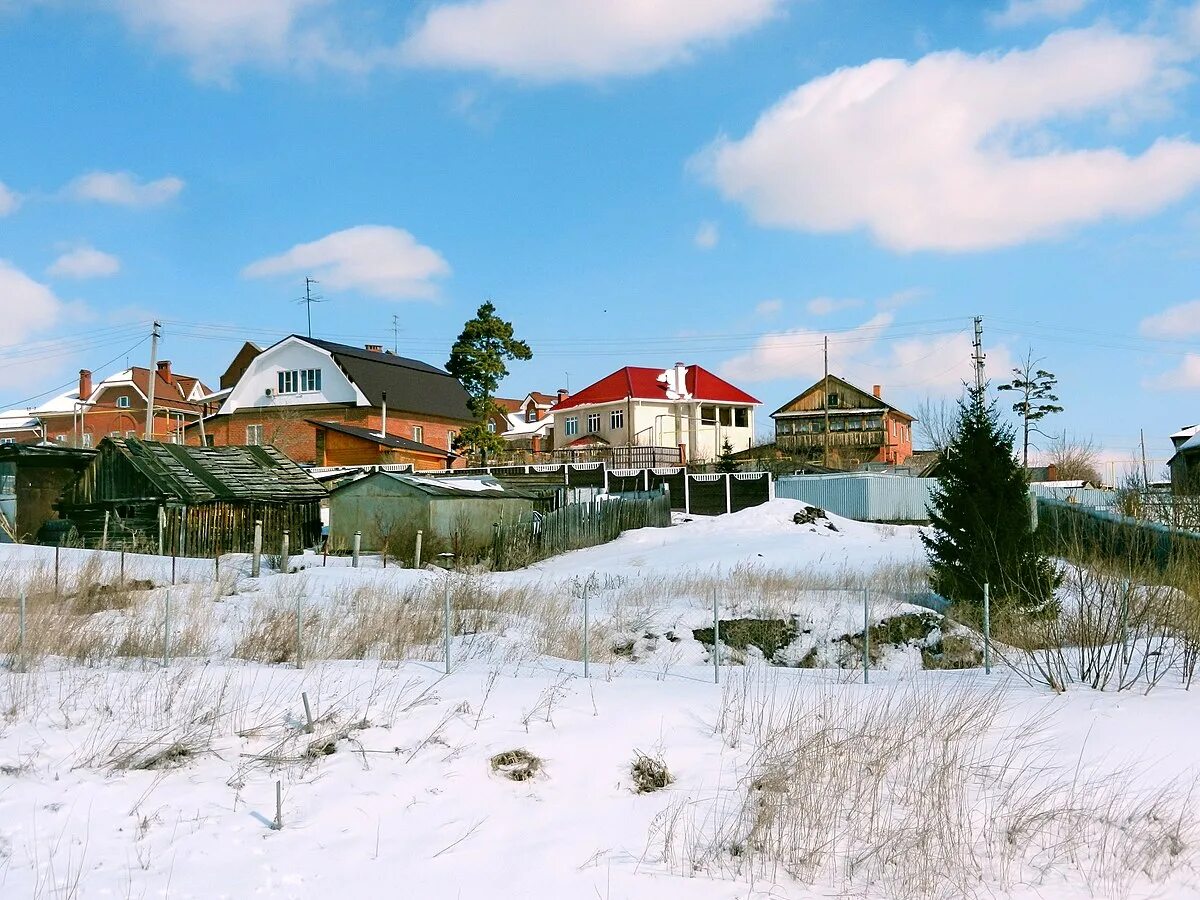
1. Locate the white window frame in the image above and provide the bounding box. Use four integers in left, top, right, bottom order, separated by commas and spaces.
587, 413, 600, 433
412, 425, 424, 445
246, 424, 263, 445
564, 416, 579, 437
447, 431, 456, 450
116, 395, 130, 408
487, 420, 496, 433
610, 408, 624, 431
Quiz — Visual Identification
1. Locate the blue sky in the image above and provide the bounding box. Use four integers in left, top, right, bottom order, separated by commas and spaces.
1, 0, 1199, 472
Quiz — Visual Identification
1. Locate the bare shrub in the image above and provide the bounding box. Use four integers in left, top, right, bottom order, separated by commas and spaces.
657, 672, 1198, 899
631, 751, 672, 793
490, 748, 542, 781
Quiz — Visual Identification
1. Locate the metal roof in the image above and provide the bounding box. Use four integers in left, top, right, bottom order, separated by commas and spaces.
307, 419, 460, 458
333, 470, 538, 500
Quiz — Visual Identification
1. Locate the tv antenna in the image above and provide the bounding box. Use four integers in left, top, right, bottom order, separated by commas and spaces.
392, 314, 402, 354
296, 276, 326, 338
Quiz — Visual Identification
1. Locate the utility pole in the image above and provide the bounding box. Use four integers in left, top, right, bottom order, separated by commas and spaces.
392, 314, 401, 354
145, 321, 160, 440
1140, 429, 1150, 489
972, 316, 986, 393
298, 276, 324, 338
823, 335, 831, 468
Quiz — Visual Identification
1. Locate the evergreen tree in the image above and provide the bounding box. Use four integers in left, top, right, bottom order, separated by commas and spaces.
445, 302, 532, 461
997, 350, 1063, 468
922, 385, 1060, 612
716, 438, 738, 474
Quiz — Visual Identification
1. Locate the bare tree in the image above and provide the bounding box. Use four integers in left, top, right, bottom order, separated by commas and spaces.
914, 396, 957, 454
1047, 433, 1102, 484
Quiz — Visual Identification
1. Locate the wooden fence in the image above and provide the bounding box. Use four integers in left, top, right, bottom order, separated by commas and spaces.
490, 489, 672, 570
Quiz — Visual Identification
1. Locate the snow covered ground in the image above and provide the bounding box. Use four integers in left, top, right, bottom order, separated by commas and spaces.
0, 500, 1196, 899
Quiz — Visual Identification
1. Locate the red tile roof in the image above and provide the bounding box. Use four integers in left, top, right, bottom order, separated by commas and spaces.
552, 365, 759, 412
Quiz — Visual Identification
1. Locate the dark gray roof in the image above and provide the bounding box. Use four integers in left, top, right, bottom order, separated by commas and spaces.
333, 470, 538, 500
302, 337, 474, 422
308, 419, 460, 458
97, 437, 327, 503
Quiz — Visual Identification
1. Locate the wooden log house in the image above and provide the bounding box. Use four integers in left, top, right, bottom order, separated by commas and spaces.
57, 437, 326, 556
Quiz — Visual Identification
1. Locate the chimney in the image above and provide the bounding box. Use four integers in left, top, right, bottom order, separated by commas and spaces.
157, 360, 173, 385
365, 343, 383, 353
556, 388, 569, 404
78, 369, 92, 400
872, 384, 882, 399
675, 362, 688, 396
531, 434, 542, 453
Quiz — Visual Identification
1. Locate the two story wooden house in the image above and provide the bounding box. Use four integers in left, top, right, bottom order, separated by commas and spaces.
772, 376, 915, 467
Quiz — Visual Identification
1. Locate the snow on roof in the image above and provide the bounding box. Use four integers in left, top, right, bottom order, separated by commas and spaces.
1170, 424, 1200, 440
503, 413, 552, 438
1182, 431, 1200, 452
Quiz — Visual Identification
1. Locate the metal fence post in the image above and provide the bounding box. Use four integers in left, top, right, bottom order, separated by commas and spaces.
280, 530, 290, 575
171, 552, 177, 586
163, 591, 171, 668
983, 582, 991, 675
18, 591, 26, 659
296, 588, 303, 670
352, 531, 361, 569
252, 520, 262, 578
713, 587, 720, 685
414, 530, 423, 569
120, 549, 125, 587
862, 588, 870, 685
582, 583, 590, 679
54, 546, 60, 599
1120, 578, 1130, 665
443, 575, 452, 675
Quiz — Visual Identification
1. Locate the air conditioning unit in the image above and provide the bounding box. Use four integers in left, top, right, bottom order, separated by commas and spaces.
265, 388, 273, 397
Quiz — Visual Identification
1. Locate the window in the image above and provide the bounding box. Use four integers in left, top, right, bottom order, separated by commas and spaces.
867, 417, 883, 430
246, 424, 263, 445
278, 368, 322, 394
828, 392, 841, 408
831, 418, 845, 432
734, 408, 749, 428
116, 395, 130, 409
81, 433, 93, 448
126, 430, 137, 438
700, 405, 716, 423
0, 438, 12, 446
587, 413, 600, 433
54, 434, 65, 443
564, 416, 578, 437
447, 431, 456, 450
847, 418, 863, 431
109, 431, 121, 438
487, 420, 496, 433
719, 407, 732, 427
610, 408, 624, 430
412, 425, 424, 444
526, 409, 537, 423
777, 421, 793, 436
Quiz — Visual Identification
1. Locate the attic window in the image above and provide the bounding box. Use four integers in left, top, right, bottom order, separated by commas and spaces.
828, 392, 841, 408
116, 396, 130, 408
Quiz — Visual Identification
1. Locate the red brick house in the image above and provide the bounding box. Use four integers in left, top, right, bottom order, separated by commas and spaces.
190, 336, 474, 469
0, 363, 211, 448
772, 376, 915, 466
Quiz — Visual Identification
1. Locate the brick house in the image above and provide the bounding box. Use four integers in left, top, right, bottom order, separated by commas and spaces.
0, 363, 211, 448
500, 390, 567, 451
190, 336, 475, 468
772, 376, 915, 467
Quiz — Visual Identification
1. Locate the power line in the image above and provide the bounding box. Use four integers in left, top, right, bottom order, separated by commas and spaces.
0, 335, 151, 411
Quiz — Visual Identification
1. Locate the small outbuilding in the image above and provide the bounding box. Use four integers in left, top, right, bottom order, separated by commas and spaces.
57, 437, 327, 555
0, 443, 97, 543
329, 472, 539, 557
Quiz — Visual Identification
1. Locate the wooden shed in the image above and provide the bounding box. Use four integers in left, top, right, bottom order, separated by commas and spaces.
0, 444, 96, 543
57, 437, 326, 556
329, 472, 539, 556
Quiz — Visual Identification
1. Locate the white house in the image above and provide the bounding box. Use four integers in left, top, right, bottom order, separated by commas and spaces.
549, 363, 760, 462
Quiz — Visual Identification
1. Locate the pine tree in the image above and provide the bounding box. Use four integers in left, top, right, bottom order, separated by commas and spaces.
997, 350, 1063, 468
922, 385, 1060, 612
445, 302, 532, 462
716, 438, 738, 474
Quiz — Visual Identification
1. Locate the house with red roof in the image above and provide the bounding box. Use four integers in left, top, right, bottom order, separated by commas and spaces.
549, 363, 760, 463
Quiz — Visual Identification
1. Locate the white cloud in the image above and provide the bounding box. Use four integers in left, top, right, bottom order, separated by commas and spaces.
47, 245, 121, 280
807, 296, 863, 316
68, 171, 184, 207
402, 0, 782, 81
988, 0, 1089, 29
694, 220, 720, 249
755, 298, 782, 317
0, 180, 20, 216
696, 26, 1200, 252
243, 225, 451, 300
1139, 300, 1200, 338
1146, 353, 1200, 389
720, 312, 1013, 397
0, 260, 66, 348
111, 0, 331, 81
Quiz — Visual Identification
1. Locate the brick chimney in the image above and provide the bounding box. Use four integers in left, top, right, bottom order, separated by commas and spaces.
78, 369, 92, 400
872, 384, 882, 399
365, 343, 383, 353
556, 388, 569, 404
157, 359, 173, 385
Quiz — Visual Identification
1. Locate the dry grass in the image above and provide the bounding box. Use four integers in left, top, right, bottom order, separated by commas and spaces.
631, 750, 672, 794
490, 748, 542, 781
656, 670, 1198, 899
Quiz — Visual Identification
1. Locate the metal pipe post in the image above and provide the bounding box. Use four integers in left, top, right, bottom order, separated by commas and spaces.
582, 584, 590, 679
296, 590, 304, 670
713, 587, 720, 685
252, 520, 262, 578
18, 591, 26, 657
414, 530, 423, 569
280, 530, 290, 575
862, 588, 870, 685
352, 531, 361, 569
983, 582, 992, 675
443, 575, 452, 675
163, 592, 170, 668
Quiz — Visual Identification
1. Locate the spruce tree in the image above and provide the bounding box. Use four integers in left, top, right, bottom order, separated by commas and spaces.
716, 438, 739, 474
922, 385, 1060, 612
